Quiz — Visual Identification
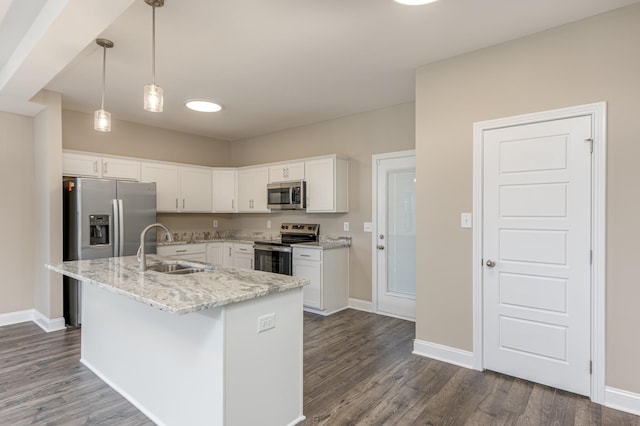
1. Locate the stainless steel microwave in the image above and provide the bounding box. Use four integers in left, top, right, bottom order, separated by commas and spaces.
267, 181, 306, 210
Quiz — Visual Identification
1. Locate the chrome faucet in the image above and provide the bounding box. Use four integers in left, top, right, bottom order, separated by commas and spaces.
139, 223, 173, 271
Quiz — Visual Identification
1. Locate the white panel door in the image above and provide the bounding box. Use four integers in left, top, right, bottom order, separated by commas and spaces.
483, 115, 592, 396
375, 154, 416, 320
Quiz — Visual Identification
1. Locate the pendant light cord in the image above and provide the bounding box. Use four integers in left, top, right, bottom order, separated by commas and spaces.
101, 44, 107, 110
151, 5, 156, 85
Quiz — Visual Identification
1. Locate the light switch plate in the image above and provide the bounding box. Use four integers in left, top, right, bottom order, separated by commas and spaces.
213, 219, 218, 228
363, 222, 372, 232
343, 222, 350, 232
461, 213, 472, 229
266, 220, 272, 229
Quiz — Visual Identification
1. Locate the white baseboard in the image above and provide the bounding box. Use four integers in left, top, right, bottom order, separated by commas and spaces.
0, 309, 34, 326
413, 339, 474, 369
0, 309, 66, 333
33, 310, 66, 333
605, 386, 640, 416
349, 298, 372, 312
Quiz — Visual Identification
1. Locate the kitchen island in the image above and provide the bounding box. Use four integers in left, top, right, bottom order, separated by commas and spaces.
47, 255, 308, 426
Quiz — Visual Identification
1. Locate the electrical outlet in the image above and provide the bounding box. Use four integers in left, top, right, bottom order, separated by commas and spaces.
343, 222, 350, 232
257, 313, 276, 333
363, 222, 372, 232
461, 213, 472, 229
267, 220, 272, 229
213, 219, 219, 228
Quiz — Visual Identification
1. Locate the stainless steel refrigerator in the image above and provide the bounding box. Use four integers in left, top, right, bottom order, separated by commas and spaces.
62, 177, 157, 327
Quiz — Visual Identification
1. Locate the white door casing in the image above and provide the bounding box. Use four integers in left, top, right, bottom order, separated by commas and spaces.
372, 151, 416, 320
472, 102, 607, 403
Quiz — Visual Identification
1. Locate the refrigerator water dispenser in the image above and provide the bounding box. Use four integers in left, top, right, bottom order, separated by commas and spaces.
89, 214, 110, 245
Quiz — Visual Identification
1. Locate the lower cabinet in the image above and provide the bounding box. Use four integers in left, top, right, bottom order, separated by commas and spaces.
205, 242, 224, 265
157, 244, 207, 262
232, 242, 254, 269
293, 246, 349, 315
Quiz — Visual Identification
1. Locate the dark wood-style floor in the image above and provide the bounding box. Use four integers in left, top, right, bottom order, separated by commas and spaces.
1, 309, 638, 425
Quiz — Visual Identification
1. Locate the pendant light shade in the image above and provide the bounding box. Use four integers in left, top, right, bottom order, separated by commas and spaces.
94, 38, 114, 132
144, 0, 164, 112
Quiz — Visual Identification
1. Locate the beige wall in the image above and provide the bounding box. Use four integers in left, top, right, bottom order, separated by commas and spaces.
230, 102, 415, 300
0, 112, 35, 314
62, 110, 231, 167
415, 4, 640, 393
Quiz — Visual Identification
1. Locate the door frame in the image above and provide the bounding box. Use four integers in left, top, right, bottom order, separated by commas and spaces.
472, 102, 607, 403
371, 149, 416, 320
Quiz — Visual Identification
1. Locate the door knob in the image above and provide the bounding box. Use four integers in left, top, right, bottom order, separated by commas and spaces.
377, 245, 385, 250
485, 259, 495, 268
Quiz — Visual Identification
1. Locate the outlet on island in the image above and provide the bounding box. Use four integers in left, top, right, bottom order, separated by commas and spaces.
257, 313, 276, 333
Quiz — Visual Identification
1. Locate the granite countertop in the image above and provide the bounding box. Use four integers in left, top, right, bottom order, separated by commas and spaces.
46, 255, 308, 315
158, 236, 279, 246
290, 241, 351, 250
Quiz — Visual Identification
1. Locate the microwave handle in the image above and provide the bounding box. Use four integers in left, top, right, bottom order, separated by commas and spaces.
289, 186, 294, 204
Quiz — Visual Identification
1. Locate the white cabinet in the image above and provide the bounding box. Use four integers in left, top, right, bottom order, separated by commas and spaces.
141, 162, 180, 212
293, 246, 349, 315
63, 152, 139, 180
237, 167, 270, 212
268, 162, 305, 183
180, 166, 212, 212
213, 169, 237, 212
206, 242, 224, 265
305, 156, 349, 213
141, 163, 212, 213
222, 242, 233, 267
101, 157, 140, 180
157, 244, 207, 262
232, 242, 254, 269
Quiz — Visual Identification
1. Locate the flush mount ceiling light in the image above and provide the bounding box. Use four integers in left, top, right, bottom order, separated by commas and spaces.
393, 0, 439, 4
144, 0, 164, 112
94, 38, 114, 132
185, 100, 223, 112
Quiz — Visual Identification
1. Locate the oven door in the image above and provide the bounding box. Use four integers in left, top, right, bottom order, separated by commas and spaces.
254, 244, 292, 275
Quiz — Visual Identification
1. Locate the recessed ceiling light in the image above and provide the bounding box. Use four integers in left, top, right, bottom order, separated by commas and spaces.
393, 0, 439, 5
185, 100, 223, 112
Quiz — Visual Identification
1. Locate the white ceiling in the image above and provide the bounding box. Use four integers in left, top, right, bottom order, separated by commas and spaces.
1, 0, 638, 141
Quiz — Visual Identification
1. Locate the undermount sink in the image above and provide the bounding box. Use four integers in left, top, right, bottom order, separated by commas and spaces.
147, 261, 217, 275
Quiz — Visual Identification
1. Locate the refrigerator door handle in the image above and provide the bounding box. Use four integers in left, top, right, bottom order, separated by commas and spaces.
117, 199, 125, 257
112, 199, 120, 257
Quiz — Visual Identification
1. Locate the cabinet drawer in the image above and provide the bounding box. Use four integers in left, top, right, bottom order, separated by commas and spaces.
157, 244, 206, 257
233, 243, 254, 255
293, 248, 321, 262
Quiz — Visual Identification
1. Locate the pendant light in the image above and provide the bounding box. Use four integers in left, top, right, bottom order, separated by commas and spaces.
94, 38, 114, 132
144, 0, 164, 112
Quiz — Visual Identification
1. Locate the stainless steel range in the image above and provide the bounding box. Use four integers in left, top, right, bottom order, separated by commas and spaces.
254, 223, 319, 275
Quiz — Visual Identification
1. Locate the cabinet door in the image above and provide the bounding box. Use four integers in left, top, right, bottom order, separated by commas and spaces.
250, 167, 270, 211
223, 243, 234, 267
268, 162, 305, 183
206, 243, 224, 265
305, 158, 334, 212
63, 152, 101, 177
180, 167, 212, 212
294, 259, 322, 308
285, 162, 305, 181
213, 169, 236, 212
102, 157, 140, 180
140, 163, 179, 212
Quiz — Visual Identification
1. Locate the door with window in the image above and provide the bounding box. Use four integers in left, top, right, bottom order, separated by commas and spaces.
374, 152, 416, 320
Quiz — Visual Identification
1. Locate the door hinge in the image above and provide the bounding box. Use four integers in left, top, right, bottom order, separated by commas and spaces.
589, 360, 593, 374
585, 138, 594, 154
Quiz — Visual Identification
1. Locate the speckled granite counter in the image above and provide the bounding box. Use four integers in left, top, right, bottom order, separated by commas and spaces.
291, 240, 351, 250
47, 255, 308, 315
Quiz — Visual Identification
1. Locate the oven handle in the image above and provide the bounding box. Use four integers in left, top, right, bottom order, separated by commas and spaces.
254, 244, 292, 253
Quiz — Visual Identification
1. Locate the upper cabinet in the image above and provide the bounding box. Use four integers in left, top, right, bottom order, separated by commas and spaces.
268, 161, 305, 183
212, 169, 237, 213
237, 166, 270, 212
63, 152, 139, 180
305, 156, 349, 213
140, 162, 212, 213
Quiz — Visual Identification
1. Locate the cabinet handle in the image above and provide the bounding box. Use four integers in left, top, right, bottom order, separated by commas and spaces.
94, 161, 98, 173
232, 199, 234, 209
228, 247, 232, 256
251, 259, 254, 269
103, 161, 108, 174
176, 198, 178, 209
183, 199, 185, 209
300, 254, 311, 257
176, 250, 187, 253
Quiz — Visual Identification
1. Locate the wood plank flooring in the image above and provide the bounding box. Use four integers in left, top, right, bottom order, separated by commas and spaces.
1, 309, 638, 425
